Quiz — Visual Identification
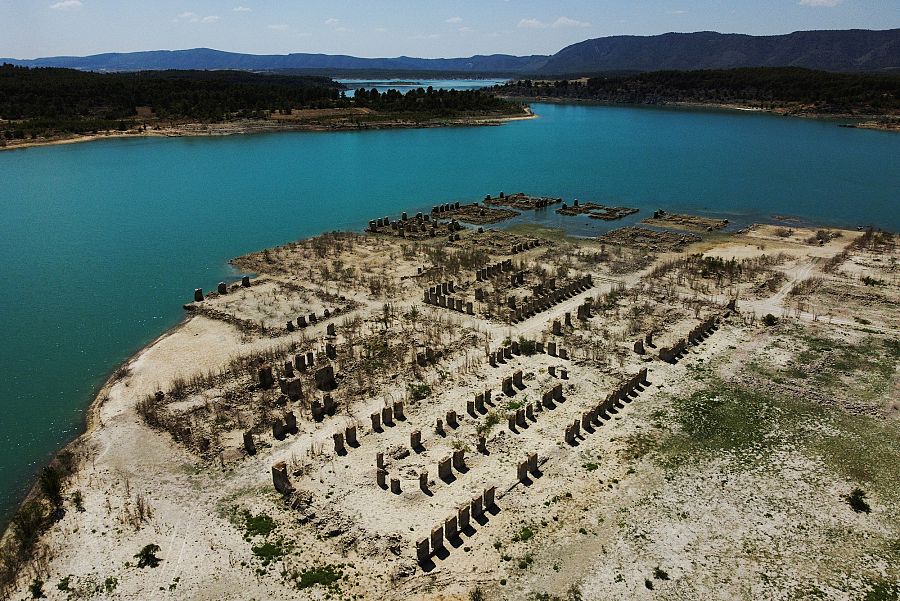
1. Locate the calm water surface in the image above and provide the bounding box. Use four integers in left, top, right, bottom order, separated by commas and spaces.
0, 102, 898, 525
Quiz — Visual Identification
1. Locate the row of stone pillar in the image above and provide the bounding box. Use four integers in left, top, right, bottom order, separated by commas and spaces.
509, 239, 541, 255
370, 401, 405, 432
634, 331, 653, 355
192, 276, 251, 303
488, 339, 526, 367
565, 368, 649, 445
500, 370, 524, 396
424, 293, 474, 315
688, 315, 719, 345
658, 338, 688, 364
539, 383, 565, 409
310, 394, 336, 422
466, 389, 492, 418
548, 365, 568, 379
431, 201, 461, 214
272, 411, 298, 441
332, 425, 357, 454
367, 216, 393, 230
516, 453, 540, 482
415, 347, 440, 367
416, 486, 497, 564
475, 259, 513, 282
509, 275, 593, 323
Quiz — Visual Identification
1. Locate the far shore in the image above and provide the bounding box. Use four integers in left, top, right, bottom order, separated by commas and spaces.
498, 95, 900, 132
0, 108, 536, 152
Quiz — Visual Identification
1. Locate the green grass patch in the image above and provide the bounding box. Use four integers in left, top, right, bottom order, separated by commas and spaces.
251, 538, 290, 566
513, 526, 535, 542
294, 565, 343, 590
243, 511, 276, 537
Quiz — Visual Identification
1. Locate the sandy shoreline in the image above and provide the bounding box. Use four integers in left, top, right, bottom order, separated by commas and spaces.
0, 109, 536, 152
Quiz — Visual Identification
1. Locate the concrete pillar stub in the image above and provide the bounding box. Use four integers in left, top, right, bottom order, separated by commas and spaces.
438, 456, 452, 480
484, 486, 496, 510
517, 461, 529, 482
416, 539, 430, 563
458, 505, 470, 531
444, 516, 458, 539
272, 462, 292, 495
452, 450, 465, 471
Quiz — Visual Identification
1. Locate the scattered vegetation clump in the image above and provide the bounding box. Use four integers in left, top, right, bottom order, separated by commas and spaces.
134, 544, 162, 568
519, 338, 537, 356
513, 525, 535, 542
243, 511, 277, 538
862, 276, 885, 287
293, 565, 343, 590
28, 578, 44, 598
408, 382, 432, 402
476, 411, 502, 437
252, 539, 290, 566
846, 488, 872, 514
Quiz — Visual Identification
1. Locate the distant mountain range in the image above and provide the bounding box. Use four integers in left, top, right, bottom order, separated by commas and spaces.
3, 29, 898, 75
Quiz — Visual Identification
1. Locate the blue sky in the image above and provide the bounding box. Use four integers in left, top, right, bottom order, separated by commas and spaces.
1, 0, 897, 59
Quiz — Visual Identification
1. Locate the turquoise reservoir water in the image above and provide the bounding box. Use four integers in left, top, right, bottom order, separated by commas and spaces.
0, 103, 898, 525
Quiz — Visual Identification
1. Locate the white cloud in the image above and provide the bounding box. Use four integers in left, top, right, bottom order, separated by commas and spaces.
518, 16, 591, 29
458, 26, 474, 34
233, 6, 251, 12
335, 26, 351, 32
374, 27, 388, 33
446, 16, 463, 24
267, 24, 289, 31
50, 0, 82, 10
324, 18, 339, 25
174, 12, 219, 24
799, 0, 841, 5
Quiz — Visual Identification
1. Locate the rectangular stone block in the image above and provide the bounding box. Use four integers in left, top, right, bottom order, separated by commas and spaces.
430, 525, 444, 551
458, 505, 470, 531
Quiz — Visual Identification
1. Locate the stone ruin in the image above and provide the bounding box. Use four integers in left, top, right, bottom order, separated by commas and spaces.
368, 209, 463, 240
507, 275, 593, 324
271, 461, 293, 495
314, 365, 337, 391
416, 486, 497, 564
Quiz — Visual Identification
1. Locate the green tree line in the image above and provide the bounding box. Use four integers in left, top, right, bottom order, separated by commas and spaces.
497, 67, 900, 114
0, 65, 524, 139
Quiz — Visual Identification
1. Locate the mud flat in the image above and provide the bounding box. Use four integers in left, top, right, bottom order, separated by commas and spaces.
641, 209, 729, 232
2, 210, 898, 600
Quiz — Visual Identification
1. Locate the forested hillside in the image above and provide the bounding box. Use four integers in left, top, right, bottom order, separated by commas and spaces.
496, 68, 900, 115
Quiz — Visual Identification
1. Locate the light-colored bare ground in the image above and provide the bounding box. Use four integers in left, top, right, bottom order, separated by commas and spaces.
4, 224, 898, 601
